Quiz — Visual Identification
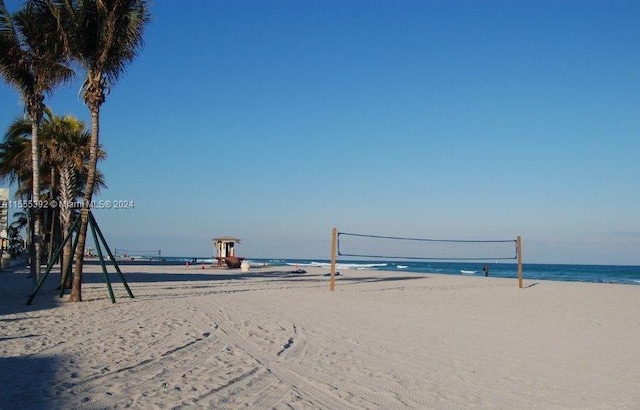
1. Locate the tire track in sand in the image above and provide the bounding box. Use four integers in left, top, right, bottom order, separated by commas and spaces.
205, 308, 378, 409
215, 307, 428, 409
65, 301, 226, 408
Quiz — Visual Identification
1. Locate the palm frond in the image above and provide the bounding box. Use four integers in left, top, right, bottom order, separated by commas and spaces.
68, 0, 150, 106
0, 117, 32, 184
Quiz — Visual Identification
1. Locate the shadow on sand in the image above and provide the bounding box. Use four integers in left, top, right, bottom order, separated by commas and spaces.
9, 265, 430, 308
0, 355, 65, 408
77, 269, 429, 286
0, 266, 69, 408
0, 266, 63, 316
66, 269, 431, 304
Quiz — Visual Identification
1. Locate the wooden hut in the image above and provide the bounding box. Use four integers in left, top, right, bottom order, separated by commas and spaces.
213, 236, 243, 268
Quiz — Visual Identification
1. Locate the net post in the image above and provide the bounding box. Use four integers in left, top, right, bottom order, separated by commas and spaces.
330, 228, 337, 291
517, 236, 523, 288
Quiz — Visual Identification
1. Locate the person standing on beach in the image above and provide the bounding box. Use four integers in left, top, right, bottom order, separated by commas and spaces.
483, 264, 490, 277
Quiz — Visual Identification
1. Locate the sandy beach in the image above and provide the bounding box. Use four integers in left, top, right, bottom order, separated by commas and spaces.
1, 263, 639, 409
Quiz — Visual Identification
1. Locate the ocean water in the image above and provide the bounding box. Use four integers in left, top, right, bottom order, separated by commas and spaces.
116, 256, 640, 286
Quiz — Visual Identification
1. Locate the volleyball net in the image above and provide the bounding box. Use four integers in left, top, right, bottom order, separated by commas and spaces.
329, 229, 523, 289
114, 248, 162, 259
338, 232, 517, 260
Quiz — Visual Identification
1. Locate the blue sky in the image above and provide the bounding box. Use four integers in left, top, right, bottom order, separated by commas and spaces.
1, 0, 639, 264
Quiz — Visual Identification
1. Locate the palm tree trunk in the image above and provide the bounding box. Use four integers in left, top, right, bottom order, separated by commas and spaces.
31, 120, 42, 280
27, 212, 35, 276
71, 109, 100, 302
48, 206, 59, 265
47, 167, 57, 265
61, 228, 73, 288
59, 164, 75, 289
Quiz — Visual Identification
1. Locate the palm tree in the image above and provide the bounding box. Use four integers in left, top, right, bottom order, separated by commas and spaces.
9, 211, 28, 256
49, 0, 149, 301
8, 222, 25, 254
0, 0, 73, 278
1, 110, 106, 285
40, 110, 107, 286
5, 110, 60, 264
0, 121, 36, 269
10, 210, 29, 234
0, 122, 32, 189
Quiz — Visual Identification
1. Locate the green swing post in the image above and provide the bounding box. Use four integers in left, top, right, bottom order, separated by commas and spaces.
89, 212, 134, 299
26, 216, 81, 305
26, 211, 135, 305
89, 216, 116, 303
25, 263, 51, 305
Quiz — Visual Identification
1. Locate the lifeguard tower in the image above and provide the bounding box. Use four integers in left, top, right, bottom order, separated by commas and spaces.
213, 236, 244, 268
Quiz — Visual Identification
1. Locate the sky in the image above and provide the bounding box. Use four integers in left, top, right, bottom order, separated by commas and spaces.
1, 0, 639, 265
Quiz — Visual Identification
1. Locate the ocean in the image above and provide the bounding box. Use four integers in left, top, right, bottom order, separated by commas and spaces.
114, 256, 640, 286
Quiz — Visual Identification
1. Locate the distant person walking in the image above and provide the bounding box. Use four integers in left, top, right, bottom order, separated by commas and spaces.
483, 264, 490, 277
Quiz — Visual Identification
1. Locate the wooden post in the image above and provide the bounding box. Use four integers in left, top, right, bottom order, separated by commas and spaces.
330, 228, 337, 291
517, 236, 523, 289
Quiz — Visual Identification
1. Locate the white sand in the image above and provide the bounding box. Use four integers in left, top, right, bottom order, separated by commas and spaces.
1, 263, 639, 409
